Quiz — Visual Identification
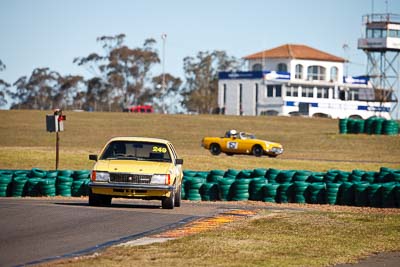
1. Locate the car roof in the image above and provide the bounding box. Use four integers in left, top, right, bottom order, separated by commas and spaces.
107, 137, 171, 145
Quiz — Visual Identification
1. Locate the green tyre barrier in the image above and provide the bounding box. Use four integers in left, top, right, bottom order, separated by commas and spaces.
339, 118, 348, 134
293, 181, 309, 203
262, 183, 279, 202
354, 182, 370, 207
307, 172, 325, 183
307, 182, 326, 204
73, 170, 91, 180
30, 168, 47, 178
12, 176, 28, 197
338, 182, 355, 206
265, 168, 280, 183
39, 178, 56, 196
277, 171, 295, 184
252, 168, 267, 177
367, 183, 382, 208
395, 185, 400, 208
58, 170, 74, 177
46, 171, 58, 178
200, 183, 219, 201
326, 183, 341, 205
249, 177, 267, 201
207, 174, 223, 183
381, 183, 396, 208
362, 172, 376, 183
0, 175, 13, 197
56, 176, 74, 197
72, 179, 86, 197
217, 177, 235, 201
277, 183, 293, 203
26, 178, 43, 197
231, 179, 251, 201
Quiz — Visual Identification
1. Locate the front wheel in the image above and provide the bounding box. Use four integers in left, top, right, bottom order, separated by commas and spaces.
89, 190, 112, 206
162, 190, 175, 209
252, 145, 263, 157
210, 144, 221, 156
174, 185, 182, 207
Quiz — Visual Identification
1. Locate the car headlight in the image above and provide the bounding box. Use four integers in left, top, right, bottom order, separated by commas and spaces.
91, 171, 110, 182
151, 174, 171, 185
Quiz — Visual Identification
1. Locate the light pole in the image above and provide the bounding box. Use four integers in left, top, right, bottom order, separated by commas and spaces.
161, 33, 167, 113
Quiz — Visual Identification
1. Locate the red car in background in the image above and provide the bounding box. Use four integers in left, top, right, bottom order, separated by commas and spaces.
127, 105, 153, 113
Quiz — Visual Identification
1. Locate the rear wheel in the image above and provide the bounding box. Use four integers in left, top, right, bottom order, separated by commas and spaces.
162, 190, 175, 209
210, 144, 221, 156
252, 145, 263, 157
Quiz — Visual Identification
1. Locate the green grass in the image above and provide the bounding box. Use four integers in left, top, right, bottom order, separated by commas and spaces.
43, 209, 400, 267
0, 110, 399, 172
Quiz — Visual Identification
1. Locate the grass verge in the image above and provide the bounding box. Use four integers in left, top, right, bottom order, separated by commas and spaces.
42, 207, 400, 267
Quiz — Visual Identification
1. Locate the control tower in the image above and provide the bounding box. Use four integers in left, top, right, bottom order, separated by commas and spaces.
358, 13, 400, 119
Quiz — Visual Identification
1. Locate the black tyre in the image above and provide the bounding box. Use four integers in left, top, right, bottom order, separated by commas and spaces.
162, 190, 175, 209
174, 184, 182, 207
252, 145, 263, 157
89, 190, 112, 206
210, 143, 221, 156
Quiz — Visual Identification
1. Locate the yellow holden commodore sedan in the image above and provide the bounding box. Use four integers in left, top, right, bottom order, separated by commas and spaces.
88, 137, 183, 209
201, 130, 283, 157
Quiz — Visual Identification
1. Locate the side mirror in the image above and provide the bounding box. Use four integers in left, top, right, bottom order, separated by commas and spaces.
89, 154, 98, 161
175, 158, 183, 165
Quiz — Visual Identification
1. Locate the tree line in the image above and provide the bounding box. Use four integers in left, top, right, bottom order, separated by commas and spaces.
0, 34, 241, 114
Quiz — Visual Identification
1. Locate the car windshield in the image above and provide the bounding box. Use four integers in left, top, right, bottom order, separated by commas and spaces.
100, 141, 172, 162
239, 132, 256, 139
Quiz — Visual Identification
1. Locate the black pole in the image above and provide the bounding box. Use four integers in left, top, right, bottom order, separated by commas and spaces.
56, 132, 59, 170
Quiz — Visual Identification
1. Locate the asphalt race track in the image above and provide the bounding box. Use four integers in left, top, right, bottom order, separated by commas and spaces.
0, 198, 240, 267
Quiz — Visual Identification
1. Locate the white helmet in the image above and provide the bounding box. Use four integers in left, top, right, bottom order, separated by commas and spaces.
230, 129, 237, 136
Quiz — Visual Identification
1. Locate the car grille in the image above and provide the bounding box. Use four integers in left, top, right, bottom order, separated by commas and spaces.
109, 173, 152, 184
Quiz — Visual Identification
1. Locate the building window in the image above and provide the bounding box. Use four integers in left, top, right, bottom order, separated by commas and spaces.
276, 85, 282, 97
330, 67, 338, 82
293, 87, 298, 97
301, 87, 306, 97
307, 65, 326, 81
349, 89, 359, 101
295, 64, 303, 79
302, 87, 313, 98
277, 63, 287, 72
317, 88, 329, 98
286, 87, 292, 97
267, 85, 274, 97
252, 63, 262, 71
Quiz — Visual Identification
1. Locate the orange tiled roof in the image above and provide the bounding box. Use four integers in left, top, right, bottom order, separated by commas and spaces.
244, 44, 345, 62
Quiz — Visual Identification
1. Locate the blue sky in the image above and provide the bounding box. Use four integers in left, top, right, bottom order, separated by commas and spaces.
0, 0, 399, 87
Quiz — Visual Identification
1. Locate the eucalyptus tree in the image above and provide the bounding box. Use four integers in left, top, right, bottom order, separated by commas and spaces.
182, 50, 242, 114
10, 67, 62, 110
0, 60, 9, 107
146, 73, 183, 113
74, 34, 160, 111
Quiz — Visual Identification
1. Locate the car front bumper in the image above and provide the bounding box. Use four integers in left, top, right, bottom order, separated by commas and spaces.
89, 182, 175, 191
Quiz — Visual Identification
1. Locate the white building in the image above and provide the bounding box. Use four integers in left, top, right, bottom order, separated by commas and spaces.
218, 44, 392, 119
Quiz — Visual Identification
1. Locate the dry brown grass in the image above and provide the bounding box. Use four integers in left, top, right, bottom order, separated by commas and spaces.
0, 110, 399, 171
41, 207, 400, 267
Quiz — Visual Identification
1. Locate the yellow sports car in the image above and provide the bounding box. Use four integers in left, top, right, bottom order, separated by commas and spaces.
88, 137, 184, 209
201, 130, 283, 157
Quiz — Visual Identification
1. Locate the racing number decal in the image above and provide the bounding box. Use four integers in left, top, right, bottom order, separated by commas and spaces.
152, 146, 167, 153
227, 142, 238, 150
